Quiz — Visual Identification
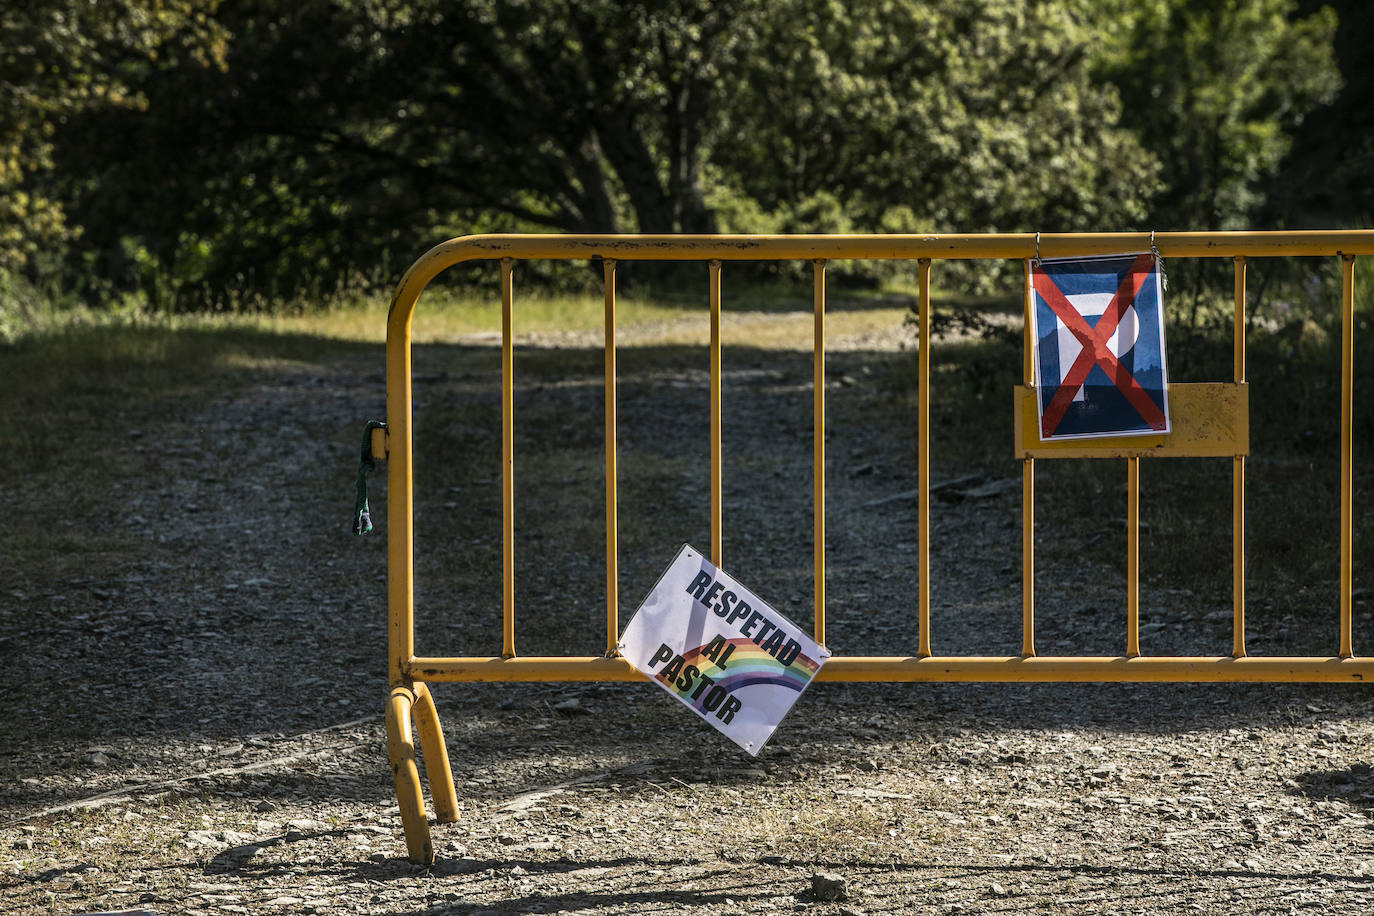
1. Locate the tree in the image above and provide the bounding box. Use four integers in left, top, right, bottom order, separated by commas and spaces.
715, 0, 1164, 230
52, 0, 777, 303
30, 0, 1346, 308
1092, 0, 1340, 231
0, 1, 225, 277
56, 0, 1165, 303
1267, 0, 1374, 228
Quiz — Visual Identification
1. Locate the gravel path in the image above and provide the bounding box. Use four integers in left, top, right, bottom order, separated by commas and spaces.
2, 320, 1372, 915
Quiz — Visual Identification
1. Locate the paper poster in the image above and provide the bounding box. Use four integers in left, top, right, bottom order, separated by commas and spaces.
1030, 252, 1170, 440
618, 545, 829, 756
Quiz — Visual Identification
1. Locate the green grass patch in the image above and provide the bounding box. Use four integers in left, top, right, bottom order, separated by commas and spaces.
265, 288, 704, 342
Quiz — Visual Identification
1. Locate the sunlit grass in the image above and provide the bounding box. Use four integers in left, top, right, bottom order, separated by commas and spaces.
258, 290, 700, 342
258, 286, 917, 349
3, 284, 920, 353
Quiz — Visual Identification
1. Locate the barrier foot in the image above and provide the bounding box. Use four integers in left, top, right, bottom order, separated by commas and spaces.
386, 684, 434, 864
413, 681, 458, 823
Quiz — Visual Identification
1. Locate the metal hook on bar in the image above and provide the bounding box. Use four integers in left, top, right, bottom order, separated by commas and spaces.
1150, 230, 1168, 291
1034, 231, 1041, 264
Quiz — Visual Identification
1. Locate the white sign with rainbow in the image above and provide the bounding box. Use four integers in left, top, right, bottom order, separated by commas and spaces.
619, 545, 830, 755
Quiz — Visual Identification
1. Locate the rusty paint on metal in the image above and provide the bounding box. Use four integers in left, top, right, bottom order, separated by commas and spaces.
404, 655, 1374, 684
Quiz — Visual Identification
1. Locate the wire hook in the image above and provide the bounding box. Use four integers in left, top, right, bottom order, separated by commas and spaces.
1149, 230, 1168, 291
1034, 231, 1041, 264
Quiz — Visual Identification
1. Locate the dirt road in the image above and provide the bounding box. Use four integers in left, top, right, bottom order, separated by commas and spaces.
3, 323, 1372, 914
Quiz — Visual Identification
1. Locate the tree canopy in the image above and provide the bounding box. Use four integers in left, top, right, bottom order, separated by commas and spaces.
0, 1, 225, 275
0, 0, 1357, 307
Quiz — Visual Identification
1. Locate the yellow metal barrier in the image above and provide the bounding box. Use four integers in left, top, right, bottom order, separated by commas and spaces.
377, 231, 1374, 864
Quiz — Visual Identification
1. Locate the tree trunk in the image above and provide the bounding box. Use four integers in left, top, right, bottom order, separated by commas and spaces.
667, 79, 717, 234
569, 132, 624, 234
596, 107, 675, 233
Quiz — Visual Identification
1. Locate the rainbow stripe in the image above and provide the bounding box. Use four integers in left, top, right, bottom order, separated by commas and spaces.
657, 637, 822, 702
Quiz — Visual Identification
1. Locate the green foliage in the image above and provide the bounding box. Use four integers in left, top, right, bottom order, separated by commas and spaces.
0, 1, 227, 275
1093, 0, 1340, 231
715, 0, 1168, 292
717, 0, 1161, 233
1081, 0, 1342, 323
0, 0, 1359, 309
1266, 0, 1374, 228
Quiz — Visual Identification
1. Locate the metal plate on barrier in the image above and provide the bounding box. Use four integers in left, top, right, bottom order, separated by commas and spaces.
1014, 382, 1248, 459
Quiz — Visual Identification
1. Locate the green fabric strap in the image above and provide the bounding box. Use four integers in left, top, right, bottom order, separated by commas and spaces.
353, 420, 387, 535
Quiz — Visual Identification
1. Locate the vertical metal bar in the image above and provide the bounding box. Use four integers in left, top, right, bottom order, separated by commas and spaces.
384, 261, 424, 861
1340, 254, 1355, 658
501, 259, 516, 658
1023, 258, 1036, 385
1022, 261, 1035, 657
385, 298, 415, 687
1233, 256, 1247, 658
917, 258, 932, 658
603, 259, 619, 656
1127, 457, 1140, 658
1233, 256, 1247, 383
813, 260, 827, 646
1232, 458, 1245, 657
709, 260, 723, 567
1022, 463, 1035, 657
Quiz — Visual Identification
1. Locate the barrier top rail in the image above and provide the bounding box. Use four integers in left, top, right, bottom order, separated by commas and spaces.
387, 230, 1374, 323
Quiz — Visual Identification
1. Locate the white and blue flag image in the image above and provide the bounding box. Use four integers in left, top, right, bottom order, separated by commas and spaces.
1029, 252, 1170, 440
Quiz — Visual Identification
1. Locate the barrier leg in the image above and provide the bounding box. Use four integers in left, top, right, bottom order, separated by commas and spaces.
412, 681, 458, 823
386, 684, 434, 864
